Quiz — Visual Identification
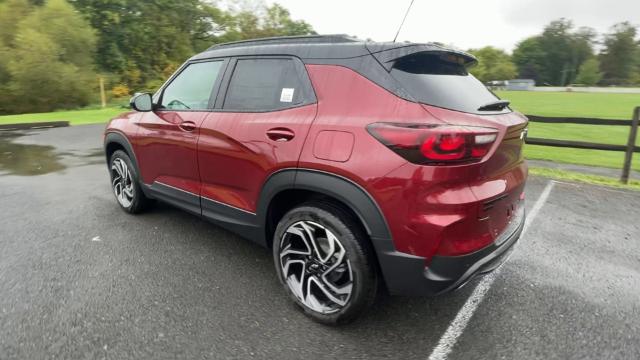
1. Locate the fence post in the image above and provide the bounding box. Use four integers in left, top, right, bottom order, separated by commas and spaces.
99, 76, 107, 109
621, 106, 640, 184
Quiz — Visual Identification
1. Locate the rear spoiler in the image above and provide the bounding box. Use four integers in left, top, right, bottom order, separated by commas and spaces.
365, 43, 477, 71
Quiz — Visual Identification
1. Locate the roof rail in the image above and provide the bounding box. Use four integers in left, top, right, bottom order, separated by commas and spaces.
207, 34, 360, 51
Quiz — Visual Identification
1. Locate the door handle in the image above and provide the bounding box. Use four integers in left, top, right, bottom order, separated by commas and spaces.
179, 121, 197, 132
266, 128, 295, 142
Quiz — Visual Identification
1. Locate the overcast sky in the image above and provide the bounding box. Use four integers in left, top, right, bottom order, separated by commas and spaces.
264, 0, 640, 52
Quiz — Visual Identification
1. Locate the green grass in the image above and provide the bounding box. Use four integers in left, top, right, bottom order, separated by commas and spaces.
530, 167, 640, 191
496, 91, 640, 171
1, 90, 639, 172
494, 91, 640, 119
0, 106, 125, 126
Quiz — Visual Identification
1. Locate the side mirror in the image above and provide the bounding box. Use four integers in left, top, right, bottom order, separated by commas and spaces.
130, 93, 154, 112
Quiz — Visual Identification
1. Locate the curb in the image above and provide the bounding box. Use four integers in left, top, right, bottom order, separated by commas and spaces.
0, 121, 70, 131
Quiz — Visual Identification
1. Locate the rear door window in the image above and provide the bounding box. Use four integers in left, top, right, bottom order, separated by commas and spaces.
160, 61, 224, 110
223, 58, 306, 111
389, 52, 509, 114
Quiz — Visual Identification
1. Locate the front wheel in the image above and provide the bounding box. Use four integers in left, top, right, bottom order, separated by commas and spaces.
273, 202, 378, 325
109, 150, 152, 214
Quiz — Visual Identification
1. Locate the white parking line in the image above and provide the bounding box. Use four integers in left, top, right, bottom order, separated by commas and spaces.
427, 180, 556, 360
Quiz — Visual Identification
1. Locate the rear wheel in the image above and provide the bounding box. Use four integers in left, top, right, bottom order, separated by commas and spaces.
273, 202, 377, 325
109, 150, 152, 214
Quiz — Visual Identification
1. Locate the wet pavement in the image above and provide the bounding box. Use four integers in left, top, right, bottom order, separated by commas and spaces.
0, 126, 104, 176
0, 124, 639, 359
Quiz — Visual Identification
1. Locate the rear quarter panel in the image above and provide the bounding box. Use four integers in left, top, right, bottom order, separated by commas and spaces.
300, 64, 528, 260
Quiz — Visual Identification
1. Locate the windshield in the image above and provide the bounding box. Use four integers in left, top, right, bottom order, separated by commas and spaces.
389, 52, 510, 114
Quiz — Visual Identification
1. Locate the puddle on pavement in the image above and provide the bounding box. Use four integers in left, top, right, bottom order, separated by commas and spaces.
0, 132, 66, 176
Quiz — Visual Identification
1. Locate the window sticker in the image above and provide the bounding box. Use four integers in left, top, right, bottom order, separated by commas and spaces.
280, 88, 295, 103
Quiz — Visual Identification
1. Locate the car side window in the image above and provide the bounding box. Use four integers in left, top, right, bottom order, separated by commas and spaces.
160, 61, 223, 111
223, 58, 305, 111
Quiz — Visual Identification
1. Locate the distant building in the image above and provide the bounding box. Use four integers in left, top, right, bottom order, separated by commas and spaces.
485, 80, 508, 91
506, 79, 535, 91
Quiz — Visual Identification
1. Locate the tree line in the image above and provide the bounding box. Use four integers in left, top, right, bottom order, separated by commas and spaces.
469, 19, 640, 87
0, 1, 638, 115
0, 0, 315, 114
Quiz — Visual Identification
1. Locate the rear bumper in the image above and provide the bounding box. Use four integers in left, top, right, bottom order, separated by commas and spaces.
375, 206, 525, 296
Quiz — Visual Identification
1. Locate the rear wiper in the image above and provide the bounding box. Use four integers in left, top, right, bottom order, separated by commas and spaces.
477, 100, 510, 111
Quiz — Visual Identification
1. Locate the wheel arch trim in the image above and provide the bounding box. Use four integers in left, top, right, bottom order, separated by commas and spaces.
104, 131, 151, 198
258, 168, 393, 245
104, 131, 140, 172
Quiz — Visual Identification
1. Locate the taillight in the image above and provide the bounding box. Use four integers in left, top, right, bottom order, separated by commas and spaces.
367, 123, 498, 165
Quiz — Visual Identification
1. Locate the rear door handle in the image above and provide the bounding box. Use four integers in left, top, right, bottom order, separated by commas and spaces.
179, 121, 197, 132
266, 128, 295, 142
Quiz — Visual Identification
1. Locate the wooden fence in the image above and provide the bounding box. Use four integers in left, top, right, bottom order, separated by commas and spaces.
524, 106, 640, 184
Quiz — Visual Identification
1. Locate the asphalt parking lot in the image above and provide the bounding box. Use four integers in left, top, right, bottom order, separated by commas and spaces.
1, 124, 639, 360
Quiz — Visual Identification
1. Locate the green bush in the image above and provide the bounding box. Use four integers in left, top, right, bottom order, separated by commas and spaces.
0, 0, 97, 114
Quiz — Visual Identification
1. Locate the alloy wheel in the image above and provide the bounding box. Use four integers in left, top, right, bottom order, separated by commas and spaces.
111, 158, 134, 208
278, 221, 354, 314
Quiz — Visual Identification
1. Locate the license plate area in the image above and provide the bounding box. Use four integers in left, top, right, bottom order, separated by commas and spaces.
479, 192, 522, 245
495, 203, 523, 246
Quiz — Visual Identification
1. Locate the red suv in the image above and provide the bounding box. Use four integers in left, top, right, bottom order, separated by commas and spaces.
104, 35, 528, 324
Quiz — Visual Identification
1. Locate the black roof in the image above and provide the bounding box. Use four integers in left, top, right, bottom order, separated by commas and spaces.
191, 35, 476, 64
206, 34, 360, 50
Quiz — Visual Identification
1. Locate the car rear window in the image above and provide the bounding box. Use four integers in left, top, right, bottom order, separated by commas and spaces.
389, 52, 509, 114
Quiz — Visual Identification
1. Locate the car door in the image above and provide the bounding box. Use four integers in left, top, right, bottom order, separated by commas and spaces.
197, 56, 317, 218
134, 59, 226, 214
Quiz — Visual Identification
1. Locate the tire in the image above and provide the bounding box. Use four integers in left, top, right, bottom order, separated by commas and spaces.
109, 150, 152, 214
273, 202, 378, 325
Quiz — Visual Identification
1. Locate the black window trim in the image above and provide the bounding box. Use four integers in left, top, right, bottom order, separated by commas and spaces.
153, 57, 230, 112
214, 55, 317, 113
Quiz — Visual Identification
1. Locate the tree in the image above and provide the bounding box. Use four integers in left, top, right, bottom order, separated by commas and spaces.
512, 19, 595, 86
599, 22, 639, 85
7, 29, 93, 113
539, 19, 594, 85
575, 58, 602, 85
631, 58, 640, 85
69, 1, 315, 91
0, 0, 315, 114
512, 36, 546, 83
212, 3, 316, 44
69, 0, 214, 88
19, 0, 96, 68
0, 0, 33, 93
467, 46, 517, 82
0, 0, 97, 114
263, 4, 316, 37
0, 0, 33, 45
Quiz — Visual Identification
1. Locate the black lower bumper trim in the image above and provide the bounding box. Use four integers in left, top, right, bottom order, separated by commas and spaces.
377, 207, 525, 296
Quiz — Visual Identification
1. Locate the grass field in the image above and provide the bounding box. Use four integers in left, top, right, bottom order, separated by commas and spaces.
494, 91, 639, 119
0, 90, 639, 171
495, 91, 640, 172
0, 106, 125, 126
